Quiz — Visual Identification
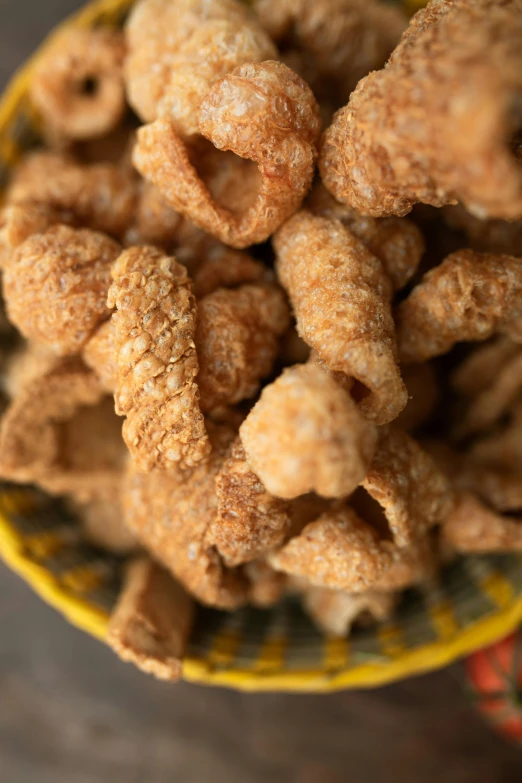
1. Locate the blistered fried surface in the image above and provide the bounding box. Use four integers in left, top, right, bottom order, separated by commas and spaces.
83, 319, 117, 393
125, 0, 276, 135
108, 246, 209, 472
302, 586, 397, 637
122, 422, 248, 608
254, 0, 406, 104
361, 428, 453, 548
192, 245, 266, 299
30, 28, 125, 141
307, 183, 424, 291
442, 493, 522, 554
396, 250, 522, 364
240, 364, 377, 499
443, 204, 522, 256
133, 61, 321, 248
108, 557, 194, 681
320, 0, 522, 219
208, 437, 292, 567
244, 560, 288, 608
196, 282, 290, 412
8, 152, 137, 239
3, 225, 120, 355
395, 363, 439, 433
275, 211, 406, 424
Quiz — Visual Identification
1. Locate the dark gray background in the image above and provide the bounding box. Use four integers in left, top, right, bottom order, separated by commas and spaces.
0, 2, 521, 781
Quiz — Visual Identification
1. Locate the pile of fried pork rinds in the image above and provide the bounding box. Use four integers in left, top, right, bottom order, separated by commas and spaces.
0, 0, 521, 680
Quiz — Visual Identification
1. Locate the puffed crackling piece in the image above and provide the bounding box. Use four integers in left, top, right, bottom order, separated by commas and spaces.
240, 364, 378, 500
275, 211, 407, 424
108, 246, 209, 472
396, 250, 522, 364
320, 0, 522, 219
108, 557, 195, 682
442, 493, 522, 554
133, 61, 321, 248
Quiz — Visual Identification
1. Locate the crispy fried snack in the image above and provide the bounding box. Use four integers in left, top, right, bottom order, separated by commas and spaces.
320, 0, 522, 220
208, 437, 292, 566
123, 182, 184, 248
122, 422, 248, 608
108, 246, 209, 472
108, 557, 195, 681
30, 28, 126, 141
196, 283, 290, 412
371, 535, 438, 591
3, 225, 120, 356
253, 0, 406, 104
274, 211, 406, 424
191, 245, 266, 299
240, 364, 377, 499
244, 560, 288, 608
125, 0, 276, 135
302, 585, 397, 637
395, 363, 439, 433
133, 61, 321, 248
8, 152, 137, 239
70, 495, 136, 555
443, 204, 522, 256
0, 202, 67, 267
396, 250, 522, 364
307, 183, 424, 291
360, 428, 453, 547
83, 319, 117, 393
442, 493, 522, 554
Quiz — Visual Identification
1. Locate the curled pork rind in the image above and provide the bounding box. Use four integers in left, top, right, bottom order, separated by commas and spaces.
108, 246, 209, 472
360, 428, 454, 548
307, 183, 424, 292
302, 586, 397, 637
30, 28, 126, 141
442, 493, 522, 554
133, 61, 321, 248
274, 210, 407, 424
108, 557, 195, 681
208, 438, 292, 567
7, 152, 137, 239
122, 422, 248, 609
3, 225, 120, 356
443, 204, 522, 256
319, 0, 522, 220
240, 364, 377, 499
396, 250, 522, 364
196, 283, 290, 412
253, 0, 406, 105
125, 0, 276, 135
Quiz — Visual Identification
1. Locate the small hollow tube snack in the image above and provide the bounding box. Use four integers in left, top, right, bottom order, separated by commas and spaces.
302, 585, 397, 637
244, 560, 288, 608
196, 282, 290, 412
442, 493, 522, 554
320, 0, 522, 220
30, 28, 126, 141
208, 437, 292, 567
107, 557, 195, 682
122, 422, 248, 609
133, 61, 322, 248
396, 250, 522, 364
443, 204, 522, 256
240, 364, 378, 499
108, 246, 209, 472
7, 152, 138, 239
274, 210, 407, 424
253, 0, 406, 105
3, 225, 120, 356
360, 427, 454, 547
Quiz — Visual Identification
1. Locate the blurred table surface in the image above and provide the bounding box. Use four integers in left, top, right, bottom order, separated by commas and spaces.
0, 2, 521, 781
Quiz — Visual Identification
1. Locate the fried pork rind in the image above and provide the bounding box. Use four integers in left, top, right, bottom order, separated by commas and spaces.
253, 0, 406, 105
245, 560, 288, 608
123, 182, 184, 248
123, 422, 248, 609
133, 61, 321, 249
108, 557, 195, 682
70, 495, 136, 555
442, 493, 522, 554
108, 246, 209, 472
443, 204, 522, 256
395, 363, 439, 433
360, 428, 453, 547
396, 250, 522, 365
240, 364, 377, 500
307, 183, 424, 292
191, 245, 266, 299
7, 152, 137, 239
3, 226, 120, 356
274, 211, 407, 424
302, 586, 397, 637
30, 29, 126, 141
83, 319, 117, 393
125, 0, 276, 135
319, 0, 522, 220
0, 202, 67, 267
196, 283, 290, 412
208, 437, 292, 567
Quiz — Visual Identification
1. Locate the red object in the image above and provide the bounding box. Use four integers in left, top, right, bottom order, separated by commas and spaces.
466, 631, 522, 742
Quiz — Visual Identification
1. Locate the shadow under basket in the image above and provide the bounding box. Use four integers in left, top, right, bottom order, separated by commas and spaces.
1, 0, 522, 692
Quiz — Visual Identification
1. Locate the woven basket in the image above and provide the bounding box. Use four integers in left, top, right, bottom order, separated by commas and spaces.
1, 0, 521, 693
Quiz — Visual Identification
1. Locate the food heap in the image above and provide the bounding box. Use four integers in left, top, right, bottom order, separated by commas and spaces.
1, 0, 522, 680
